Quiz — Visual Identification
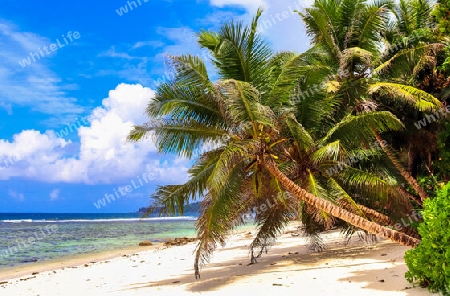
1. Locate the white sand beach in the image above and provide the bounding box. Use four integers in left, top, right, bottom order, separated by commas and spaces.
0, 223, 437, 296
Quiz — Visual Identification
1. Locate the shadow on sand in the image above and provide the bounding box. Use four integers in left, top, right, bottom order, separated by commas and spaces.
124, 238, 431, 295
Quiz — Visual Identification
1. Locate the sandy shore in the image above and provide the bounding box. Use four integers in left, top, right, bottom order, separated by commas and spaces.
0, 223, 437, 295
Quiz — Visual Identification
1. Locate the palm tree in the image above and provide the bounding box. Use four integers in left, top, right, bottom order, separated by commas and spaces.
129, 10, 421, 278
299, 0, 442, 202
380, 0, 445, 185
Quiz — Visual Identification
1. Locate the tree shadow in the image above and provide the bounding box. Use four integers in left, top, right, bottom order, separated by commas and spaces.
336, 242, 432, 295
338, 265, 433, 295
123, 238, 430, 294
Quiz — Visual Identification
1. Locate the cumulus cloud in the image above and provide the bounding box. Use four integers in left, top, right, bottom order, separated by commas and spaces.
0, 83, 190, 185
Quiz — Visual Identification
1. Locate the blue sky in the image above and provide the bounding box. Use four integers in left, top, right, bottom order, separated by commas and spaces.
0, 0, 313, 213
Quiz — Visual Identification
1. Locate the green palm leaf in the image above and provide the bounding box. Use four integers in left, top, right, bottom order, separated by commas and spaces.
250, 194, 297, 263
285, 115, 315, 153
369, 82, 441, 111
220, 79, 275, 134
149, 120, 228, 158
312, 140, 343, 164
320, 111, 404, 147
198, 8, 272, 90
207, 139, 259, 193
194, 161, 248, 278
168, 54, 212, 89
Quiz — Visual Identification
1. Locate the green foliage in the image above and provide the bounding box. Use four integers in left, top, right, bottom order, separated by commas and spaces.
433, 0, 450, 37
405, 182, 450, 294
417, 175, 445, 197
300, 0, 394, 56
439, 41, 450, 74
197, 8, 272, 91
437, 121, 450, 179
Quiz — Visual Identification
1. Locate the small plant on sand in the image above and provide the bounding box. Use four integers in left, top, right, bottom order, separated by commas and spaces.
405, 182, 450, 294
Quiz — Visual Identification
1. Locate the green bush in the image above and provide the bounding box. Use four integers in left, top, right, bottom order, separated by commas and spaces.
433, 0, 450, 37
405, 182, 450, 294
437, 122, 450, 180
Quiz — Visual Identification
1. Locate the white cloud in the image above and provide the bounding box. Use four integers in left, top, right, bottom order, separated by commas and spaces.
0, 130, 70, 180
207, 0, 315, 53
148, 27, 217, 85
132, 41, 164, 49
97, 45, 153, 85
0, 83, 190, 185
153, 27, 203, 63
97, 27, 211, 87
8, 190, 24, 202
0, 21, 84, 116
50, 189, 60, 201
209, 0, 268, 10
255, 0, 314, 53
0, 102, 12, 115
99, 46, 142, 60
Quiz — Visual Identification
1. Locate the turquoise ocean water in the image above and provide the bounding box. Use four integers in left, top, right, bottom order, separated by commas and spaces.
0, 213, 198, 269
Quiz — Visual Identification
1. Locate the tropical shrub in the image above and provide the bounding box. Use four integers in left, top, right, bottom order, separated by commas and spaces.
437, 121, 450, 180
433, 0, 450, 37
405, 182, 450, 294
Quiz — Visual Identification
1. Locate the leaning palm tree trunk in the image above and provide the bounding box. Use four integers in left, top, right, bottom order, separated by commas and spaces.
341, 201, 421, 239
374, 133, 427, 203
355, 204, 421, 239
395, 186, 423, 206
262, 156, 421, 247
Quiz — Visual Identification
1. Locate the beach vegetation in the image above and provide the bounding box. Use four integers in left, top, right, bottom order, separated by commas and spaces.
405, 182, 450, 295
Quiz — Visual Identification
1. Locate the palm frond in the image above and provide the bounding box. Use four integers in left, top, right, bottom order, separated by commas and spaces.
268, 47, 333, 106
285, 115, 314, 153
143, 185, 187, 218
300, 203, 328, 252
369, 82, 441, 111
300, 0, 342, 56
207, 139, 259, 193
355, 0, 393, 54
197, 30, 221, 52
312, 140, 343, 164
327, 177, 366, 217
250, 193, 296, 263
194, 160, 248, 278
148, 82, 221, 123
375, 43, 444, 78
220, 79, 275, 133
168, 54, 212, 89
199, 8, 272, 89
128, 124, 152, 142
143, 149, 224, 217
337, 166, 397, 201
320, 111, 404, 147
149, 119, 228, 158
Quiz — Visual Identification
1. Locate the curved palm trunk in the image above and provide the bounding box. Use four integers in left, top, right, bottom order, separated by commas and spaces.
395, 186, 423, 207
350, 202, 421, 240
262, 156, 420, 247
355, 203, 391, 225
374, 133, 427, 203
